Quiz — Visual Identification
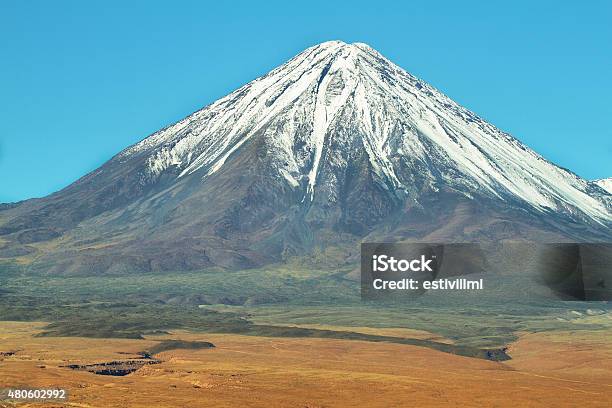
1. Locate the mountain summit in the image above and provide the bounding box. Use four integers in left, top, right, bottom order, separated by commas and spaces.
1, 41, 610, 274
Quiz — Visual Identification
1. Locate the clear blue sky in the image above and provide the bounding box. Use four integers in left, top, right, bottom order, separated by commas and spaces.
1, 0, 611, 202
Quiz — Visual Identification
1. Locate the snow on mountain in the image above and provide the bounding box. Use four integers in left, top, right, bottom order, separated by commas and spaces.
2, 40, 610, 275
113, 40, 609, 224
594, 178, 612, 194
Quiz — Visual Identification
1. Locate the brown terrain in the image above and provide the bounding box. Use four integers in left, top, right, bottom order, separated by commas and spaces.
0, 321, 610, 407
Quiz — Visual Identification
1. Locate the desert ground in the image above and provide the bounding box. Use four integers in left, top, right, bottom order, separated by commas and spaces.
0, 321, 610, 407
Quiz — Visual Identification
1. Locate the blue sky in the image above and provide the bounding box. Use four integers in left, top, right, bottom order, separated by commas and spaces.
1, 0, 611, 202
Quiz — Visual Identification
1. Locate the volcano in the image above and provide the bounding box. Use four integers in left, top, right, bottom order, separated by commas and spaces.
1, 41, 610, 274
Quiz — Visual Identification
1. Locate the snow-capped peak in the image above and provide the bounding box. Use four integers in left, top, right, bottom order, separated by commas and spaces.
119, 41, 610, 224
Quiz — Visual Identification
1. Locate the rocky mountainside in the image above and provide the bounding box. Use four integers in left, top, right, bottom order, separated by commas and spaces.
593, 178, 612, 194
1, 41, 610, 274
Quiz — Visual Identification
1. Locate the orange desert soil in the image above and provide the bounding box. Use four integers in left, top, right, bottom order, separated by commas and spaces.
0, 321, 610, 407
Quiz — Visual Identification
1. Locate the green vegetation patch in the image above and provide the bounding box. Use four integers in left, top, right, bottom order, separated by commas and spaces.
145, 340, 216, 355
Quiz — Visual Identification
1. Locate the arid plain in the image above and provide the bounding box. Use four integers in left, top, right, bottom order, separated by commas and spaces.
1, 321, 610, 407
